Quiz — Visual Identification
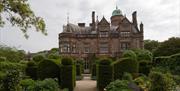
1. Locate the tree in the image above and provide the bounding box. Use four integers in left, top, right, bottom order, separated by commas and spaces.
144, 40, 160, 52
0, 45, 26, 62
0, 0, 46, 38
154, 37, 180, 57
149, 71, 176, 91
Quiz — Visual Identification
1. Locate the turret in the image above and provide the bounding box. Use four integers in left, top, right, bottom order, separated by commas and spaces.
140, 22, 143, 33
132, 11, 138, 28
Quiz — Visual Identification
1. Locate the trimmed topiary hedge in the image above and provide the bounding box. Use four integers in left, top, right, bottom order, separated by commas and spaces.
139, 61, 152, 76
113, 57, 139, 80
32, 55, 45, 63
76, 64, 83, 80
91, 63, 96, 80
25, 61, 37, 80
37, 59, 61, 85
153, 56, 170, 67
61, 57, 75, 91
97, 58, 112, 91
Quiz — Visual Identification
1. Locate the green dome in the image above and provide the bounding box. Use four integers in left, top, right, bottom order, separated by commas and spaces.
112, 7, 122, 16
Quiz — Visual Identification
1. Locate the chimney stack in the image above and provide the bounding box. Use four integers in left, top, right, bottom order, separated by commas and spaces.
92, 11, 95, 24
132, 11, 138, 27
92, 11, 95, 31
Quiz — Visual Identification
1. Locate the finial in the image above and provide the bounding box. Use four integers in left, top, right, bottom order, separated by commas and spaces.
116, 5, 118, 9
67, 12, 69, 24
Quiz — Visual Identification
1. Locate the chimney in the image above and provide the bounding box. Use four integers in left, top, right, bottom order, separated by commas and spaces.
92, 11, 95, 24
92, 11, 95, 31
140, 22, 143, 33
78, 23, 85, 27
132, 11, 138, 27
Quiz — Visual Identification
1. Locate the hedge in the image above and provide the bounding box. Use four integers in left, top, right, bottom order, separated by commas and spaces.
91, 63, 96, 80
37, 59, 61, 85
76, 64, 83, 80
25, 62, 38, 80
97, 58, 112, 91
32, 55, 45, 63
153, 56, 170, 67
61, 57, 75, 91
139, 61, 152, 75
113, 58, 139, 80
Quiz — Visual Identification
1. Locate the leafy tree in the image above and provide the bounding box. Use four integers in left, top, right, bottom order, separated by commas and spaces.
154, 37, 180, 57
0, 45, 26, 62
149, 71, 176, 91
144, 40, 160, 52
0, 0, 46, 38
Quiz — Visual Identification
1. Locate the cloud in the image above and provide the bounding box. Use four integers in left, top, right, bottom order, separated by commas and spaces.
0, 0, 179, 52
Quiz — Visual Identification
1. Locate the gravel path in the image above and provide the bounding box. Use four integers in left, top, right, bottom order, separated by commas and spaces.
74, 75, 97, 91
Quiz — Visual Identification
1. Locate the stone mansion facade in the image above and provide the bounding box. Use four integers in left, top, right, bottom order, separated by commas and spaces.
59, 7, 144, 60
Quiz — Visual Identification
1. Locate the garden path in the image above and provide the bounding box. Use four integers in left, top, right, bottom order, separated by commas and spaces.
74, 74, 97, 91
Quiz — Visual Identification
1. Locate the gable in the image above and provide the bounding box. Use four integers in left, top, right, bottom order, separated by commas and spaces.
98, 17, 110, 26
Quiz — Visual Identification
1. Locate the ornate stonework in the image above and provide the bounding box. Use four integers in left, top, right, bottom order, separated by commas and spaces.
59, 8, 144, 59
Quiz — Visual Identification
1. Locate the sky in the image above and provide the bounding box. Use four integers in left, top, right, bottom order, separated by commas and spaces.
0, 0, 180, 53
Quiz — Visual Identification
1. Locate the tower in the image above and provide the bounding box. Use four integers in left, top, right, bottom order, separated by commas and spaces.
110, 6, 124, 26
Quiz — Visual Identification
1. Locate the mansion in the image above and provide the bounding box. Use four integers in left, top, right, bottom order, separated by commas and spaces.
59, 7, 144, 60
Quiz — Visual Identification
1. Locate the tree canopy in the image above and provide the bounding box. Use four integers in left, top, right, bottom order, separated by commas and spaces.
0, 0, 46, 38
154, 37, 180, 57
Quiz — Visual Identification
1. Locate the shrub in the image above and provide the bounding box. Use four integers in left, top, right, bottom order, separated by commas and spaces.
99, 58, 112, 65
122, 50, 137, 61
61, 58, 75, 91
113, 58, 139, 80
32, 55, 45, 63
25, 61, 37, 80
169, 53, 180, 75
149, 71, 176, 91
2, 70, 21, 91
153, 56, 170, 67
48, 54, 61, 60
133, 49, 153, 62
122, 72, 133, 81
37, 59, 61, 85
139, 61, 152, 75
61, 57, 73, 65
0, 57, 6, 62
105, 80, 132, 91
19, 78, 59, 91
97, 58, 112, 91
61, 65, 75, 91
76, 64, 83, 80
91, 63, 96, 80
133, 75, 151, 90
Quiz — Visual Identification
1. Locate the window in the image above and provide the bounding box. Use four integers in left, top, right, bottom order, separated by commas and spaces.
120, 32, 130, 37
99, 42, 108, 53
121, 42, 130, 51
84, 47, 90, 53
72, 44, 76, 53
99, 31, 108, 37
60, 43, 70, 53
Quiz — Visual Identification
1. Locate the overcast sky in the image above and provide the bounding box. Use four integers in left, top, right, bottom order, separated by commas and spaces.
0, 0, 180, 53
